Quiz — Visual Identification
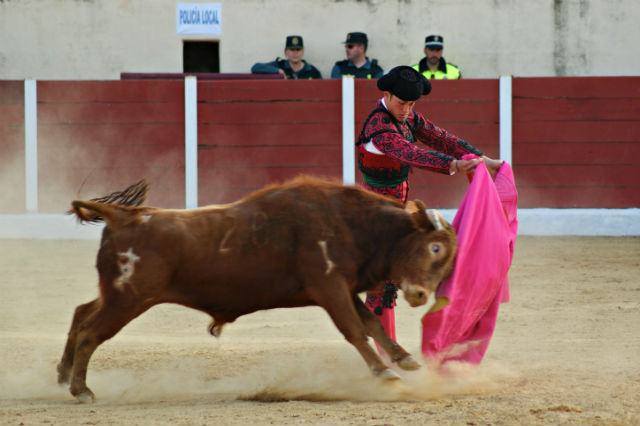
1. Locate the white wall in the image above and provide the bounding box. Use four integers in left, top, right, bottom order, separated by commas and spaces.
1, 0, 639, 80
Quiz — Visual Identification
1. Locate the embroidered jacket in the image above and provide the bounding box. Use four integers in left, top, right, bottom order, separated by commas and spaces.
357, 99, 483, 188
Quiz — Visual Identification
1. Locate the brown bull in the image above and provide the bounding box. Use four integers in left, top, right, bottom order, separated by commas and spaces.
57, 176, 457, 402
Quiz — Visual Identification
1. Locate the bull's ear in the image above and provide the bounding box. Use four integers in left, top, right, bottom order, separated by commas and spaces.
405, 200, 431, 230
405, 199, 425, 214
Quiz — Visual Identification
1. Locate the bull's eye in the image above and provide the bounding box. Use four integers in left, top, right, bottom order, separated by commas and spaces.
431, 244, 440, 254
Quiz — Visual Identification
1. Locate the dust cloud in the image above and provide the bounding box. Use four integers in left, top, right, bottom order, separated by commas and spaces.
0, 337, 512, 404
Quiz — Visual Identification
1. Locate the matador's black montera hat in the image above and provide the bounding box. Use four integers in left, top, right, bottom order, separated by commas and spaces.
377, 65, 432, 101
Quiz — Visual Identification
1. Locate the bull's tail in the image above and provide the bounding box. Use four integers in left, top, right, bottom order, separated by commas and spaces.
89, 179, 149, 206
70, 200, 119, 225
68, 179, 150, 224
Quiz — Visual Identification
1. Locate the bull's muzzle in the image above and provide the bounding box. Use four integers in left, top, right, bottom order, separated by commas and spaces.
402, 284, 430, 307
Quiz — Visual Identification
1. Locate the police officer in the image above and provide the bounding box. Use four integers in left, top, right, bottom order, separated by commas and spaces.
251, 35, 322, 79
413, 35, 461, 80
330, 32, 384, 79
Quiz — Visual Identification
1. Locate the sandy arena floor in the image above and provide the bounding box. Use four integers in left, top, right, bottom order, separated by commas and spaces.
0, 236, 639, 425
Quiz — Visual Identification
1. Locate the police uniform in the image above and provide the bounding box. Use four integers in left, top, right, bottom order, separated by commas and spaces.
412, 35, 461, 80
251, 35, 322, 80
330, 32, 384, 79
274, 59, 322, 80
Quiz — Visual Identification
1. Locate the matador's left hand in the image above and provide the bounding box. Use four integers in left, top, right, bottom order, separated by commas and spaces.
451, 156, 503, 179
481, 156, 504, 178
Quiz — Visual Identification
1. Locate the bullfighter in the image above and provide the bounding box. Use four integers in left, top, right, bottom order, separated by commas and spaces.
357, 65, 503, 342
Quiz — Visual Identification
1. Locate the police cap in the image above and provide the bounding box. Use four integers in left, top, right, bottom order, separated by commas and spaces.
425, 34, 444, 49
286, 35, 304, 49
342, 32, 368, 45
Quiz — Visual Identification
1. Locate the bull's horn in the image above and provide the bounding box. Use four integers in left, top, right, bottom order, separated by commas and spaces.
426, 209, 444, 231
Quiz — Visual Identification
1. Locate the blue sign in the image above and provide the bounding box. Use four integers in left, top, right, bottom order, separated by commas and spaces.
176, 3, 222, 35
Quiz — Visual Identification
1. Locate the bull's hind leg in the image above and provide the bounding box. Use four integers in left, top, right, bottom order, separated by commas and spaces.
66, 300, 152, 402
352, 296, 421, 371
57, 299, 101, 385
309, 277, 399, 380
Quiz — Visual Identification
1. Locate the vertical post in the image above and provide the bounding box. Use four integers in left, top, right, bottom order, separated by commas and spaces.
341, 75, 355, 185
24, 79, 38, 213
184, 76, 198, 209
499, 75, 513, 165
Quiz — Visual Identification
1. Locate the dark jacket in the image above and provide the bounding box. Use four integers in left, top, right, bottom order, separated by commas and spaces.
330, 57, 383, 79
251, 58, 322, 79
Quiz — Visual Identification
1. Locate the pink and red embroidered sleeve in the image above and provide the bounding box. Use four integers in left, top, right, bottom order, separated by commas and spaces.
412, 113, 483, 158
368, 110, 484, 175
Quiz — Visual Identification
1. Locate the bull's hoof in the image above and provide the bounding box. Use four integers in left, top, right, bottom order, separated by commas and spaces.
377, 368, 401, 381
396, 355, 421, 371
74, 389, 95, 404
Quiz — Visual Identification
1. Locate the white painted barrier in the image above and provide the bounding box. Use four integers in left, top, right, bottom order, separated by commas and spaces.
184, 76, 198, 209
341, 75, 356, 185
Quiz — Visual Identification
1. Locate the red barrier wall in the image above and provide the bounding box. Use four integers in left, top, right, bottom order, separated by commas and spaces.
36, 80, 186, 212
1, 76, 638, 213
196, 79, 342, 205
0, 81, 26, 213
513, 76, 640, 207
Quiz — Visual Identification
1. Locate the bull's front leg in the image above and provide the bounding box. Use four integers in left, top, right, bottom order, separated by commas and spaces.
309, 278, 400, 380
352, 296, 421, 371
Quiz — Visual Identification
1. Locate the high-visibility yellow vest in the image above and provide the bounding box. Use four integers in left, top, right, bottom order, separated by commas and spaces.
412, 58, 461, 80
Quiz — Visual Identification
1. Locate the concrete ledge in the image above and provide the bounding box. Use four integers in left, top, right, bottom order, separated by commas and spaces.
440, 208, 640, 236
514, 208, 640, 236
1, 209, 639, 239
0, 214, 104, 240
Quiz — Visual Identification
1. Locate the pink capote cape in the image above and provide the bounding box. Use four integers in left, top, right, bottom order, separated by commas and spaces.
421, 157, 518, 365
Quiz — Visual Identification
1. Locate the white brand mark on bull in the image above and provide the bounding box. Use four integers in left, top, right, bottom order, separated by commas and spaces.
317, 240, 336, 275
219, 225, 234, 253
114, 248, 141, 288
